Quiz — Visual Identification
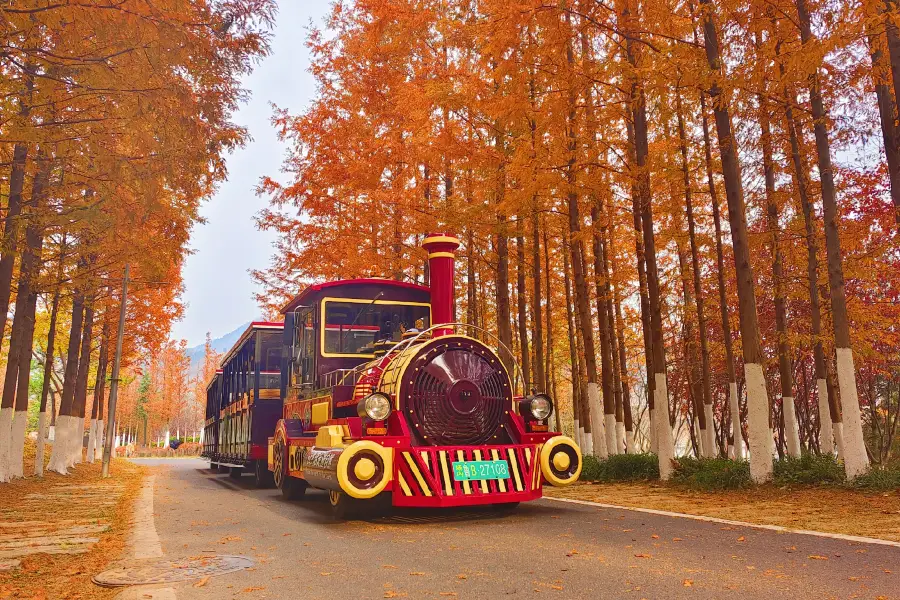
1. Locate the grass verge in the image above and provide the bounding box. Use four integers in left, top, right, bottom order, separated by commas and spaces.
562, 452, 900, 542
0, 442, 145, 600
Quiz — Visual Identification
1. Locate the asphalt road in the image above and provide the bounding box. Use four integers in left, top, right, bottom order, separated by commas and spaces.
133, 458, 898, 599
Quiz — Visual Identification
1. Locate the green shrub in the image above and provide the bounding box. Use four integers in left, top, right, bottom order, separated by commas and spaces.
849, 467, 900, 492
580, 454, 604, 481
579, 453, 660, 482
774, 453, 845, 486
672, 457, 752, 490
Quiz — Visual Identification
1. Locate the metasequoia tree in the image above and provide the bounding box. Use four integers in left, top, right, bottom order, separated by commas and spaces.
1, 0, 274, 479
255, 0, 899, 478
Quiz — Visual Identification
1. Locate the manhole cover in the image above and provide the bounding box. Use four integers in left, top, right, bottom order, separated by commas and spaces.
92, 555, 253, 587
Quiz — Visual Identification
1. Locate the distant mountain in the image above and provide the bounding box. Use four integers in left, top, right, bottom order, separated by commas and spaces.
186, 321, 252, 377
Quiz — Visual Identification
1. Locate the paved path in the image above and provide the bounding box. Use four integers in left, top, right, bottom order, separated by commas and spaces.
131, 458, 898, 599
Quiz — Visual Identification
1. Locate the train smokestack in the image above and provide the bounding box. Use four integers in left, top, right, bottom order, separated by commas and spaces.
422, 233, 460, 337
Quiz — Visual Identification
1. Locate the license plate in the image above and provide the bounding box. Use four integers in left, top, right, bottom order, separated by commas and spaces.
452, 460, 509, 481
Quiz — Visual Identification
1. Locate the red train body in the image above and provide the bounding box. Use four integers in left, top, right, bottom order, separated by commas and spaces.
264, 234, 582, 516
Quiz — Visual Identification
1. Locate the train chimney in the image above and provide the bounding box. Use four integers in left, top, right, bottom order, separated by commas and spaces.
422, 233, 460, 337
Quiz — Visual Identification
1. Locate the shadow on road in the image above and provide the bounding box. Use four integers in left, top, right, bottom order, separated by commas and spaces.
192, 463, 572, 526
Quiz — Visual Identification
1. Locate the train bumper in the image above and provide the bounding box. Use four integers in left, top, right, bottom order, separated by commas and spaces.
391, 443, 551, 508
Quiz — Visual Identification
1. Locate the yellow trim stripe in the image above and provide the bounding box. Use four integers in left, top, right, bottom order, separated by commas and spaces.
491, 449, 507, 493
439, 451, 453, 496
508, 448, 524, 492
397, 471, 413, 496
456, 450, 471, 495
428, 252, 456, 259
404, 453, 432, 497
422, 235, 461, 246
473, 450, 488, 493
534, 444, 543, 490
420, 451, 430, 471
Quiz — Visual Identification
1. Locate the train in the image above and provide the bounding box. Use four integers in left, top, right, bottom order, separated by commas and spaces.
202, 233, 583, 517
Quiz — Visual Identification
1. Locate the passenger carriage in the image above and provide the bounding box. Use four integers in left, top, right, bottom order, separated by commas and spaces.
202, 321, 285, 486
267, 234, 583, 517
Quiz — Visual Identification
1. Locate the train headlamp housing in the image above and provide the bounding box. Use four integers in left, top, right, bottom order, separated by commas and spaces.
358, 392, 392, 421
519, 393, 554, 421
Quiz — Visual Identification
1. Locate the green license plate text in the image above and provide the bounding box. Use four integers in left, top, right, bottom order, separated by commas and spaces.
452, 460, 510, 481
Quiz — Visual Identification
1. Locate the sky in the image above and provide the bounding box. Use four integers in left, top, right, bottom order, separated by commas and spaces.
170, 3, 333, 347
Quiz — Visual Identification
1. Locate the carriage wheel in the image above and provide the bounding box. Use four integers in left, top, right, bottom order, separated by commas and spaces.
254, 459, 274, 489
274, 432, 306, 500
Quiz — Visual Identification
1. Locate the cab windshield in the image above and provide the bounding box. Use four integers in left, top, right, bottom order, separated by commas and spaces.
323, 301, 430, 355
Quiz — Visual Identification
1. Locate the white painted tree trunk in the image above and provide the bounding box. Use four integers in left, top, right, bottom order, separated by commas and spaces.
615, 421, 625, 454
816, 378, 834, 455
605, 413, 618, 456
48, 415, 71, 475
782, 397, 802, 458
694, 419, 705, 458
35, 411, 49, 476
9, 411, 27, 479
625, 429, 635, 454
0, 407, 13, 483
86, 419, 97, 463
745, 363, 773, 483
94, 419, 104, 461
835, 348, 869, 478
48, 425, 55, 441
66, 418, 83, 468
726, 443, 734, 459
164, 430, 170, 449
703, 404, 716, 458
586, 383, 607, 459
833, 422, 845, 460
729, 382, 743, 461
654, 373, 675, 480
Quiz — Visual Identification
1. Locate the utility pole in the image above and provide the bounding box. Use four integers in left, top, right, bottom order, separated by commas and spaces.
101, 264, 129, 478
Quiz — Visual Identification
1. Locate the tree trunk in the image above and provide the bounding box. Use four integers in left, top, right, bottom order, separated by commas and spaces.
531, 212, 546, 394
777, 60, 838, 458
543, 224, 561, 432
883, 0, 900, 225
699, 92, 740, 459
701, 0, 773, 482
756, 56, 801, 458
563, 237, 588, 452
603, 231, 626, 453
565, 10, 605, 457
625, 87, 655, 455
515, 225, 531, 391
676, 89, 716, 457
622, 1, 674, 473
48, 288, 85, 475
591, 202, 618, 455
88, 319, 110, 463
795, 0, 869, 478
869, 14, 900, 228
0, 155, 49, 481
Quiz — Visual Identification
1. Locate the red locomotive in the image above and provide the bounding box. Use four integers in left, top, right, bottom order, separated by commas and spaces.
266, 234, 582, 517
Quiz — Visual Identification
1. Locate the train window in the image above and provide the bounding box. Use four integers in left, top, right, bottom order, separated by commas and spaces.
258, 331, 281, 373
323, 300, 431, 356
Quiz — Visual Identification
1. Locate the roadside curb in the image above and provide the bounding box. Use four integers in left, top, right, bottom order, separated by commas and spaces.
112, 475, 177, 599
544, 496, 900, 549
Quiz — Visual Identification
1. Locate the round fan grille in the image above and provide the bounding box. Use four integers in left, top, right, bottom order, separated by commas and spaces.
402, 338, 511, 446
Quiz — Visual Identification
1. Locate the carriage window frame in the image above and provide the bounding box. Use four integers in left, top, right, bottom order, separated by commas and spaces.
319, 297, 432, 358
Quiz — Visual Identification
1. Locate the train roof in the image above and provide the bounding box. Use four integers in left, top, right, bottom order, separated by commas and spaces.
219, 321, 284, 368
205, 369, 223, 391
281, 278, 430, 314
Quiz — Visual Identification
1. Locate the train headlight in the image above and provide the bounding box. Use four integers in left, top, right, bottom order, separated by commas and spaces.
358, 392, 392, 421
519, 393, 553, 421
